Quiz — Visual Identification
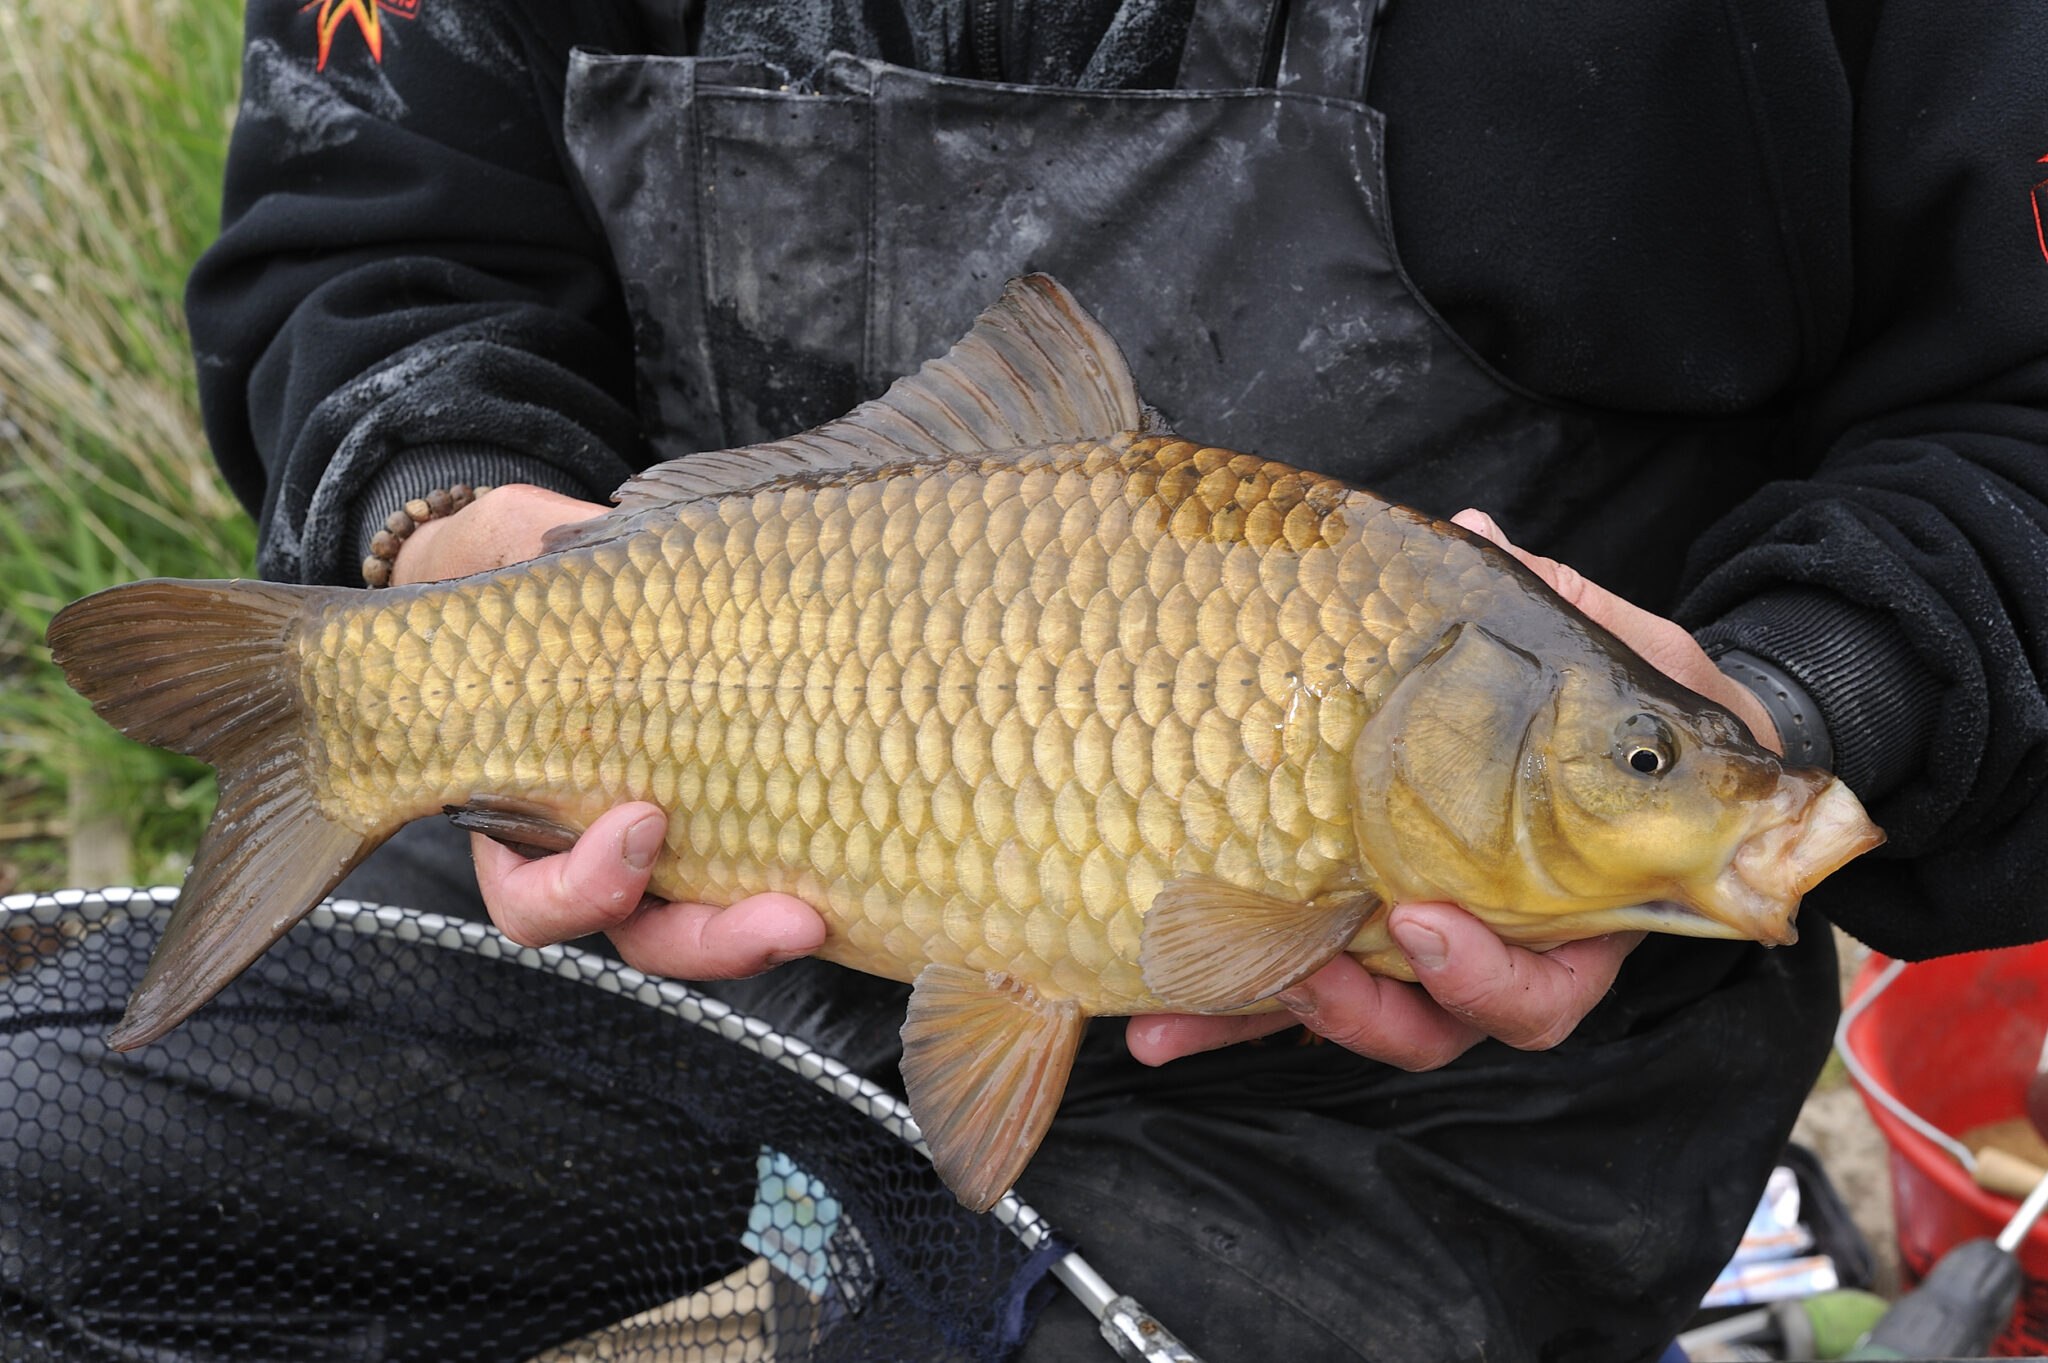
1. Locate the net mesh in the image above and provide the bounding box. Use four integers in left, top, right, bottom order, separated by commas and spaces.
0, 889, 1065, 1362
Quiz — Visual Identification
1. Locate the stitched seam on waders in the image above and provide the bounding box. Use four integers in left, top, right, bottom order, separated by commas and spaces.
700, 95, 736, 445
1718, 0, 1820, 384
860, 74, 876, 394
684, 60, 725, 449
1355, 106, 1566, 416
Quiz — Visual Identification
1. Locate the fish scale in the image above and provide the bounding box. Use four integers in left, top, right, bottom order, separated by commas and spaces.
302, 433, 1456, 1014
50, 274, 1882, 1211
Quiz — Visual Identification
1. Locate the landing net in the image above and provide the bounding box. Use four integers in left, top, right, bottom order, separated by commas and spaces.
0, 888, 1066, 1362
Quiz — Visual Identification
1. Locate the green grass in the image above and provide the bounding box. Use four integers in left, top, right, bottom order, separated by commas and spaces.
0, 0, 253, 892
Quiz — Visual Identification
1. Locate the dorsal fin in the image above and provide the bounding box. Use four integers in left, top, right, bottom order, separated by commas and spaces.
544, 274, 1146, 554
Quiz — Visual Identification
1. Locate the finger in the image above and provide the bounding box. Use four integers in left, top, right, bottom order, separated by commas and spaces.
1452, 508, 1657, 642
1450, 509, 1782, 751
1389, 901, 1642, 1052
1450, 506, 1510, 550
1125, 1010, 1300, 1066
1276, 953, 1486, 1072
1453, 506, 1704, 686
473, 802, 667, 948
606, 893, 828, 981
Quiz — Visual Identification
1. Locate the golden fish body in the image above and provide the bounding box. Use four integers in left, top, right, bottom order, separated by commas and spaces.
50, 275, 1883, 1210
304, 434, 1485, 1015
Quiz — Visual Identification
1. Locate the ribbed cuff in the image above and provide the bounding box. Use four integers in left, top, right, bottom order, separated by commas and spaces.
1717, 650, 1832, 771
346, 443, 598, 569
1695, 588, 1943, 800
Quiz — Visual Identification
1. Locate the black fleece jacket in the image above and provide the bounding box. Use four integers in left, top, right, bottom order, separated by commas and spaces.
186, 0, 2048, 961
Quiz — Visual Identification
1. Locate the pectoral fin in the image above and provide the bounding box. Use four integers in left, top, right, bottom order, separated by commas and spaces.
899, 965, 1084, 1213
1139, 878, 1379, 1013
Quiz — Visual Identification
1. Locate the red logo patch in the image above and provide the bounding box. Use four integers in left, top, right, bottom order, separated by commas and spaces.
2033, 153, 2048, 266
302, 0, 417, 71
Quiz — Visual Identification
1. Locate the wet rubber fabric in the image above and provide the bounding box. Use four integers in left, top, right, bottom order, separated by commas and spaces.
565, 9, 1778, 610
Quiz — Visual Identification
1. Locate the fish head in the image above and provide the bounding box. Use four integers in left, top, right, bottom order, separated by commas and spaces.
1350, 622, 1883, 948
1532, 662, 1883, 944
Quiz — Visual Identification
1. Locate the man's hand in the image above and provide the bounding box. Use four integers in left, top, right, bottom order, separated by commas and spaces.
388, 483, 601, 587
1126, 507, 1782, 1071
1128, 908, 1639, 1069
395, 484, 829, 978
472, 802, 826, 978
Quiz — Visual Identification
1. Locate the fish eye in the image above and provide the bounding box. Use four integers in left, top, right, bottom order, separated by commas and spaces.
1614, 714, 1676, 777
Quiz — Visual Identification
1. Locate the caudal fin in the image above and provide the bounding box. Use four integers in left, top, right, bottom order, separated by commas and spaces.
47, 578, 388, 1050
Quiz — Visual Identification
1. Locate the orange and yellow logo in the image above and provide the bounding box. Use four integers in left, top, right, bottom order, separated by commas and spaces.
302, 0, 417, 71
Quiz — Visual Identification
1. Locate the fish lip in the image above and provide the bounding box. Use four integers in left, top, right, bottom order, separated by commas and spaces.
1683, 773, 1884, 946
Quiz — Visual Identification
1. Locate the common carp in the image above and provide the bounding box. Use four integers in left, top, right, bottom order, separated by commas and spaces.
49, 275, 1882, 1211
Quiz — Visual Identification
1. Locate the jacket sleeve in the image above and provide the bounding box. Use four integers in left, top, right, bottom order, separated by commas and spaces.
1681, 5, 2048, 959
187, 0, 652, 586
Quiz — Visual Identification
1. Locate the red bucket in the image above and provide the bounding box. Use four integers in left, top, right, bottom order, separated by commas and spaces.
1843, 944, 2048, 1354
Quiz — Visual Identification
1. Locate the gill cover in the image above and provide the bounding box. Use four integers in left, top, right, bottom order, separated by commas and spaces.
1352, 623, 1551, 910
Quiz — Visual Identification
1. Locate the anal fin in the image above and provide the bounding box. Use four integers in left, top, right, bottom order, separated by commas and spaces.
1140, 878, 1379, 1013
899, 964, 1084, 1213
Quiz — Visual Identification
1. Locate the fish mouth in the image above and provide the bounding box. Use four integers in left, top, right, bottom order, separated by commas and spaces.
1683, 774, 1885, 946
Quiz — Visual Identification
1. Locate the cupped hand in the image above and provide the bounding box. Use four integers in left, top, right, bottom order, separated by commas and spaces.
1128, 903, 1640, 1069
473, 802, 826, 979
393, 484, 829, 979
1128, 506, 1775, 1070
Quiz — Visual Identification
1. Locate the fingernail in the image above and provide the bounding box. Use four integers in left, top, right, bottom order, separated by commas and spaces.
1276, 986, 1315, 1016
1391, 919, 1448, 972
621, 814, 663, 872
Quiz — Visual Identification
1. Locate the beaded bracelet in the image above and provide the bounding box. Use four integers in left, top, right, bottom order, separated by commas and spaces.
360, 483, 492, 587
